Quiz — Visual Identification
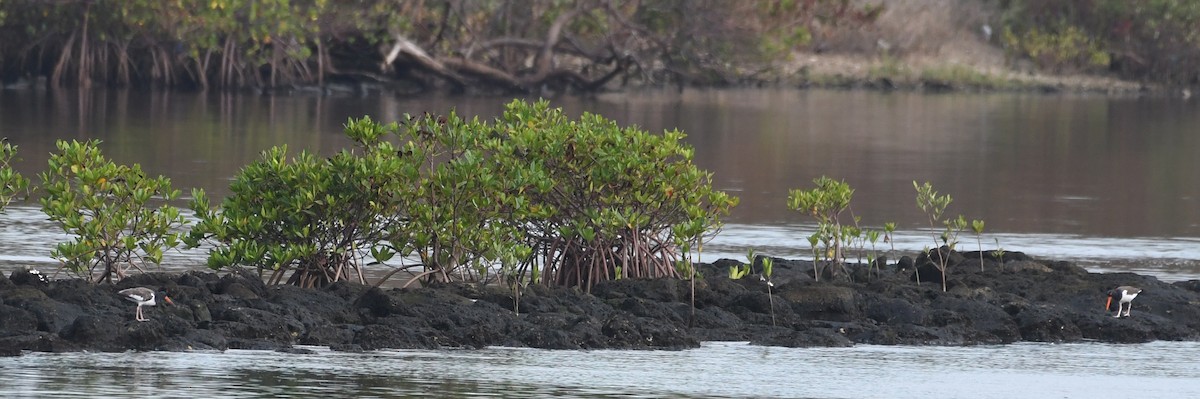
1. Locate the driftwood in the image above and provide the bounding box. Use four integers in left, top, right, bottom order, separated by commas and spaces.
382, 35, 467, 89
378, 2, 636, 93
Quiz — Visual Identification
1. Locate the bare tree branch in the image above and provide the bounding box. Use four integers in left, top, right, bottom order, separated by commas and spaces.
382, 34, 466, 88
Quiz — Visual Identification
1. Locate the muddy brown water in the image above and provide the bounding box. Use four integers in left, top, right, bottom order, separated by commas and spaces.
2, 87, 1200, 397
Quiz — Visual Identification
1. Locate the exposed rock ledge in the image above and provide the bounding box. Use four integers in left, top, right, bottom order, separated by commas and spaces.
3, 250, 1199, 356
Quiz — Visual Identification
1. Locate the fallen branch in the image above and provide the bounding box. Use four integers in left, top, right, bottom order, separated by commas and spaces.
381, 34, 467, 88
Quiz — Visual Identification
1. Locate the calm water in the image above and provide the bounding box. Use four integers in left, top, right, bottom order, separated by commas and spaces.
3, 341, 1199, 398
3, 88, 1200, 397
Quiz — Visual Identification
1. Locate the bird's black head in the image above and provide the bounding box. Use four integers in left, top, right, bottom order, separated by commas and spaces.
158, 289, 175, 305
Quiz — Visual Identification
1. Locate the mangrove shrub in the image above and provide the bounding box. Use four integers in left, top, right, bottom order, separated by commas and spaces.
490, 100, 737, 292
387, 111, 533, 286
186, 118, 418, 288
186, 99, 735, 291
39, 139, 186, 283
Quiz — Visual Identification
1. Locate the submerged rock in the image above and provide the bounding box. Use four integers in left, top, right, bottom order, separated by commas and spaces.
1, 251, 1199, 355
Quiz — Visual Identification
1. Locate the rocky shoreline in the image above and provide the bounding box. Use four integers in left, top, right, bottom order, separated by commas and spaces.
3, 250, 1199, 356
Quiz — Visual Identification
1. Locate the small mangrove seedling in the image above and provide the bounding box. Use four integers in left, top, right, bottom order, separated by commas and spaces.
678, 240, 704, 327
946, 215, 967, 252
730, 249, 776, 326
883, 221, 903, 280
674, 246, 706, 324
729, 262, 751, 280
914, 181, 958, 292
846, 222, 864, 268
866, 229, 882, 279
495, 243, 531, 314
971, 219, 986, 271
788, 176, 854, 279
942, 214, 968, 281
883, 222, 897, 255
761, 255, 776, 327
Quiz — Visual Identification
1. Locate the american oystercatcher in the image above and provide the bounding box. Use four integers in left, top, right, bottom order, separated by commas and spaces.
118, 287, 174, 322
1105, 286, 1142, 318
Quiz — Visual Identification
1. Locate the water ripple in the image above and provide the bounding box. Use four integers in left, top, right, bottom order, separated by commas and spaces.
2, 342, 1199, 398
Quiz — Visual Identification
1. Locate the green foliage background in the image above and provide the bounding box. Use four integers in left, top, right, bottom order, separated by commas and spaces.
1000, 0, 1200, 83
0, 0, 881, 89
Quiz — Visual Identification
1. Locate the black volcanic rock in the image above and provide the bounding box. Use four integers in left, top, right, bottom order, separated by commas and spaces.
2, 249, 1200, 355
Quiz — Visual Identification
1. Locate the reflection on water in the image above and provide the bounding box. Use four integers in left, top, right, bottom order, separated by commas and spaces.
3, 341, 1199, 398
579, 89, 1200, 238
1, 88, 1199, 280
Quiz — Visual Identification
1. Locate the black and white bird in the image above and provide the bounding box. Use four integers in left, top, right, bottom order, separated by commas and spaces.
1106, 286, 1142, 318
118, 287, 174, 322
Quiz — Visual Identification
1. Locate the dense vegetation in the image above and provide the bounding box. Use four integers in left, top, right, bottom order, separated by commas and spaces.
491, 101, 736, 291
184, 131, 415, 288
183, 99, 735, 290
1, 1, 1196, 91
999, 0, 1200, 84
0, 0, 882, 92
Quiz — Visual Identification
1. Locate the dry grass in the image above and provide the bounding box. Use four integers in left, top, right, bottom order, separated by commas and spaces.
777, 0, 1151, 93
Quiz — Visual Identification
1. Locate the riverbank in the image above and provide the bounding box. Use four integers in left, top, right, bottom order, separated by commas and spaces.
773, 51, 1161, 95
3, 248, 1198, 356
5, 0, 1196, 98
762, 0, 1177, 97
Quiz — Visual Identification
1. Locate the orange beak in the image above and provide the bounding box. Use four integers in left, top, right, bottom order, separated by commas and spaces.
164, 296, 175, 306
1105, 296, 1112, 311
